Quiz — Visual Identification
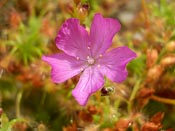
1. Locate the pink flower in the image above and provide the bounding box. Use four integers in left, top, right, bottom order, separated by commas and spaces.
42, 13, 136, 106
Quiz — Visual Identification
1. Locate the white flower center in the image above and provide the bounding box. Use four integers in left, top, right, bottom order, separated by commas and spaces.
87, 56, 95, 65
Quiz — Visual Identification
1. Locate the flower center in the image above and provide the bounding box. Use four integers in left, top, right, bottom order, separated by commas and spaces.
87, 56, 95, 65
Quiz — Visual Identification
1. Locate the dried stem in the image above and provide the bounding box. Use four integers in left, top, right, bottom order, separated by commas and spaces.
151, 95, 175, 105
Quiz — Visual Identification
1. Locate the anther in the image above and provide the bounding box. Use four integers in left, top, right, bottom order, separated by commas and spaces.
87, 46, 91, 50
99, 54, 103, 57
80, 68, 84, 71
97, 64, 101, 68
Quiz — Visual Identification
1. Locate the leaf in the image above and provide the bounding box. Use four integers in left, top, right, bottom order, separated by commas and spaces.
0, 113, 25, 131
127, 55, 146, 76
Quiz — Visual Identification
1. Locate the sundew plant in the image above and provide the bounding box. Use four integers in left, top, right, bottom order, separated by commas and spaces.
0, 0, 175, 131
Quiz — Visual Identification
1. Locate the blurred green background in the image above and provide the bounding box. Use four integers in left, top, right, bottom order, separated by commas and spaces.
0, 0, 175, 130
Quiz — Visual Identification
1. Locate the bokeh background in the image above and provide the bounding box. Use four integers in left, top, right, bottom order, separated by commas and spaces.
0, 0, 175, 130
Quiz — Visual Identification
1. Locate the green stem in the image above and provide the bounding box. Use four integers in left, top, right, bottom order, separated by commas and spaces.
127, 79, 141, 113
41, 92, 47, 106
16, 89, 23, 118
0, 94, 2, 107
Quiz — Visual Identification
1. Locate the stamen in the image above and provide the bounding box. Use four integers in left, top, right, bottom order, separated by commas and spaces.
97, 64, 101, 68
87, 46, 91, 50
80, 68, 84, 71
99, 54, 103, 57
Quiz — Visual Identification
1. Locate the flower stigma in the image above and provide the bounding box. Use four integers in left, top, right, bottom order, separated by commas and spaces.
76, 57, 80, 60
87, 56, 95, 65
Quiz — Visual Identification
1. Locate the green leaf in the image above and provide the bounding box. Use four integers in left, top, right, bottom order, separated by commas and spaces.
0, 113, 25, 131
127, 55, 146, 76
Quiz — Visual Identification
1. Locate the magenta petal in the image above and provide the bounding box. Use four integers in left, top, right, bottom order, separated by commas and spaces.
99, 46, 136, 83
72, 67, 104, 106
90, 13, 121, 57
42, 53, 87, 83
55, 18, 90, 59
